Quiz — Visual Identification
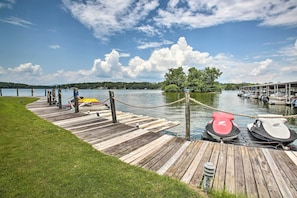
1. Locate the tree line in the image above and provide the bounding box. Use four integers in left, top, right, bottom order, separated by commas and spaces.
0, 81, 162, 90
1, 70, 253, 92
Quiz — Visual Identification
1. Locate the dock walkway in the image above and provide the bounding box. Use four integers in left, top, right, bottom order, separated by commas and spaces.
27, 97, 297, 197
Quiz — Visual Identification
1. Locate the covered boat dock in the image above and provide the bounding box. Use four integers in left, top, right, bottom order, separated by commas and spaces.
239, 81, 297, 105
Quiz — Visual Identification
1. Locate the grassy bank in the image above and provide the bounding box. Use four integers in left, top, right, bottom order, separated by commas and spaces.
0, 97, 202, 197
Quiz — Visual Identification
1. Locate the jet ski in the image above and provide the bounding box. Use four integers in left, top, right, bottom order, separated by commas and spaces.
247, 114, 297, 145
203, 112, 241, 142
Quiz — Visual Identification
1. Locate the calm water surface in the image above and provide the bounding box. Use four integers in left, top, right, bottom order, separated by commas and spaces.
2, 89, 297, 140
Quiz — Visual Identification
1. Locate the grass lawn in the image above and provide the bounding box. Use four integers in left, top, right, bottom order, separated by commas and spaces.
0, 97, 203, 197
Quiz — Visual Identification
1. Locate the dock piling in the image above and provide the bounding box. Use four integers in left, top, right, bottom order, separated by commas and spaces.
109, 91, 117, 123
73, 88, 79, 113
185, 89, 190, 141
58, 88, 62, 109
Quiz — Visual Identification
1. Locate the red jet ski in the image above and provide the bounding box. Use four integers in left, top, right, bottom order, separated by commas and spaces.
203, 112, 241, 142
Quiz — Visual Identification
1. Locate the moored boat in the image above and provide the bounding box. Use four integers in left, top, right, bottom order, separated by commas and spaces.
203, 112, 241, 142
247, 114, 297, 145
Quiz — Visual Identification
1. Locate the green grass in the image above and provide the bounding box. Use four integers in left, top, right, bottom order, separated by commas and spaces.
0, 97, 202, 197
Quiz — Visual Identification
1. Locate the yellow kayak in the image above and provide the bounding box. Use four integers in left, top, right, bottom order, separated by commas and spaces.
78, 97, 99, 103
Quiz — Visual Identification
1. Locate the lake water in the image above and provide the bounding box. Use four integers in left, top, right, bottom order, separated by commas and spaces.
2, 88, 297, 141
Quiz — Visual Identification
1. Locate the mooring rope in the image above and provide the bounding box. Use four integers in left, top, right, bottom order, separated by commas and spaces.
100, 98, 110, 104
109, 94, 297, 119
189, 97, 297, 119
113, 97, 185, 109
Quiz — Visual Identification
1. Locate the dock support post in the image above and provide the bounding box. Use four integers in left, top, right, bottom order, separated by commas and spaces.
58, 88, 62, 109
73, 88, 79, 113
109, 91, 117, 123
52, 88, 56, 105
185, 89, 190, 141
48, 91, 52, 105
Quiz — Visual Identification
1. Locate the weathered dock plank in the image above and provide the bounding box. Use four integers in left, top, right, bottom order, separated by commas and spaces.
262, 148, 293, 198
234, 145, 246, 196
93, 128, 150, 150
139, 137, 184, 171
270, 150, 297, 197
189, 141, 214, 186
248, 147, 270, 198
120, 135, 174, 165
241, 146, 258, 198
157, 141, 191, 175
285, 151, 297, 166
225, 144, 235, 194
53, 114, 98, 127
102, 132, 162, 158
181, 141, 209, 184
165, 141, 203, 180
212, 143, 227, 191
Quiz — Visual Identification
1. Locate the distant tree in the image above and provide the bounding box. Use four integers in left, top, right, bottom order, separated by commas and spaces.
163, 66, 222, 92
163, 67, 186, 91
187, 67, 205, 92
202, 67, 223, 92
164, 84, 180, 92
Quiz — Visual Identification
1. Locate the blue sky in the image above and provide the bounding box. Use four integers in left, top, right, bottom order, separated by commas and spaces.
0, 0, 297, 85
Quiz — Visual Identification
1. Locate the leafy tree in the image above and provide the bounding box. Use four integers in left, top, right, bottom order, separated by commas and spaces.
187, 67, 205, 92
163, 67, 186, 91
201, 67, 222, 92
164, 84, 180, 92
163, 66, 222, 92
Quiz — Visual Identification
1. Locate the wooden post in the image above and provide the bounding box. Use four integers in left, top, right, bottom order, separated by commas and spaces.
16, 88, 19, 96
31, 88, 34, 96
45, 91, 49, 104
52, 88, 56, 104
49, 91, 52, 105
73, 88, 79, 113
185, 89, 190, 141
45, 89, 47, 96
109, 91, 117, 123
0, 88, 2, 96
58, 88, 62, 109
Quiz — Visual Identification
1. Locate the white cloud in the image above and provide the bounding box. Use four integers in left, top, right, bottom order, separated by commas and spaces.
49, 45, 60, 49
137, 25, 161, 37
8, 63, 42, 75
250, 59, 272, 76
119, 53, 130, 58
61, 0, 297, 43
0, 63, 43, 84
137, 39, 173, 49
155, 0, 297, 28
62, 0, 159, 41
0, 0, 15, 9
0, 66, 6, 75
0, 16, 33, 28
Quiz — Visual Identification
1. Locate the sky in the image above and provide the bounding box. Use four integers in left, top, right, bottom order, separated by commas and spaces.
0, 0, 297, 85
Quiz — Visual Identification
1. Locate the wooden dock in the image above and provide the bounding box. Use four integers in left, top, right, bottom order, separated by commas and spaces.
27, 97, 297, 197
